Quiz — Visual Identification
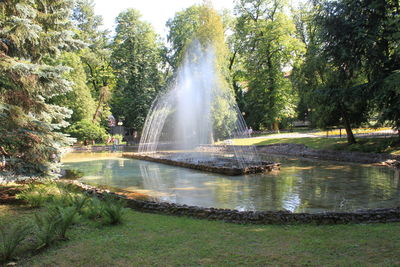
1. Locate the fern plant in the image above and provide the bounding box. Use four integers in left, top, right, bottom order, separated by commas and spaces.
0, 223, 31, 262
69, 194, 89, 214
47, 206, 78, 240
34, 213, 62, 249
16, 184, 50, 208
83, 195, 105, 220
101, 195, 126, 225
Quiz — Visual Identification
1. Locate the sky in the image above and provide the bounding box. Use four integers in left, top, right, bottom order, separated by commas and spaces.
93, 0, 234, 39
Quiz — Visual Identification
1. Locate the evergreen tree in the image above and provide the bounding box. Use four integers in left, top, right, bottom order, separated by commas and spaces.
0, 0, 80, 176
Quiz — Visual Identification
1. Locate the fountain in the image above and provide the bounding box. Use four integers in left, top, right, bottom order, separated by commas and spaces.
124, 40, 279, 175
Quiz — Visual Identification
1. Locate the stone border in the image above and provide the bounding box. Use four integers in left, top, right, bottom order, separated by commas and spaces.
69, 181, 400, 225
122, 153, 280, 175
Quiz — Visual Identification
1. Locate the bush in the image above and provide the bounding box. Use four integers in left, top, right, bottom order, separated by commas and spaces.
0, 223, 31, 262
62, 169, 84, 179
66, 120, 108, 142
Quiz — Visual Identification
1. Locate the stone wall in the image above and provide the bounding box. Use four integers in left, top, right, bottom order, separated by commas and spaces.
72, 181, 400, 225
122, 153, 279, 175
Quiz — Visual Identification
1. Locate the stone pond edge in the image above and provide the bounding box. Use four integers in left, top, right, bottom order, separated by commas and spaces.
67, 180, 400, 225
67, 143, 400, 224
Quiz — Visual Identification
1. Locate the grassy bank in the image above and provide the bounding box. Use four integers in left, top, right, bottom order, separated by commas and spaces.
0, 203, 399, 266
232, 136, 400, 155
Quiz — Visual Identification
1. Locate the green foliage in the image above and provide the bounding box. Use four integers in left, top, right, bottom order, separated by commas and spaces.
111, 9, 165, 131
34, 212, 62, 249
166, 3, 237, 138
0, 0, 80, 176
68, 194, 90, 214
101, 195, 126, 225
63, 169, 84, 179
52, 52, 97, 124
166, 5, 204, 70
0, 222, 31, 262
72, 0, 115, 125
16, 183, 51, 208
234, 0, 304, 130
66, 119, 107, 142
82, 194, 126, 225
83, 195, 105, 220
47, 205, 78, 239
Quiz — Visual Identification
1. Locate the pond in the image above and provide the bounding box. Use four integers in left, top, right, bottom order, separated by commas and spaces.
62, 152, 400, 213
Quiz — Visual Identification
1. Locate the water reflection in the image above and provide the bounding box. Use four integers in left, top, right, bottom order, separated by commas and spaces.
62, 153, 400, 213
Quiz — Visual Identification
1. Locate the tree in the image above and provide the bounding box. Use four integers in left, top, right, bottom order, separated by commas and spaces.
165, 3, 242, 138
0, 0, 81, 176
51, 52, 96, 125
166, 5, 204, 70
233, 0, 304, 130
72, 0, 115, 125
111, 9, 165, 131
308, 0, 400, 143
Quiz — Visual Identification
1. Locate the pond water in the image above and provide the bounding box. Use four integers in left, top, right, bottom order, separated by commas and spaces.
62, 152, 400, 213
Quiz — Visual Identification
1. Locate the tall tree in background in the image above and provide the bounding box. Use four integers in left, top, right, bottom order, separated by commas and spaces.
166, 3, 242, 137
290, 2, 368, 143
72, 0, 115, 125
302, 0, 400, 143
234, 0, 304, 130
111, 9, 165, 131
0, 0, 80, 176
166, 5, 204, 71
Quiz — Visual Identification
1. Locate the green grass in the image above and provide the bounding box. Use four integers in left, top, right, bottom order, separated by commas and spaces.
1, 204, 400, 266
232, 136, 400, 154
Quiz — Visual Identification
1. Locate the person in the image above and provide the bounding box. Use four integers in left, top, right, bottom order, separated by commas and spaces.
248, 127, 253, 136
112, 136, 118, 152
0, 146, 8, 170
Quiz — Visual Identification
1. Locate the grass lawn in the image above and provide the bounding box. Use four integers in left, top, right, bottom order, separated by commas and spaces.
1, 204, 400, 266
232, 136, 400, 155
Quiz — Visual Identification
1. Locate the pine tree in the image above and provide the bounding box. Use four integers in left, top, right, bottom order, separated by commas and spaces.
0, 0, 81, 176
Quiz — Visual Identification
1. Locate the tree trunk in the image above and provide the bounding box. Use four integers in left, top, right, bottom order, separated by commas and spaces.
340, 104, 356, 144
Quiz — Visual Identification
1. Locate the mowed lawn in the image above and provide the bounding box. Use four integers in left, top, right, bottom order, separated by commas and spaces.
231, 136, 400, 155
2, 205, 400, 266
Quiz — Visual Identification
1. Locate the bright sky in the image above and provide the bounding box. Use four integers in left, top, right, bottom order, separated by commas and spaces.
93, 0, 234, 39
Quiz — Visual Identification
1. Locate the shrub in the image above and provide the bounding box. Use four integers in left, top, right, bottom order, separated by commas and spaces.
62, 169, 84, 179
0, 223, 31, 262
16, 183, 51, 208
66, 120, 107, 142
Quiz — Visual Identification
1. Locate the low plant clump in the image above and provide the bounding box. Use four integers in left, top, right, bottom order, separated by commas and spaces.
0, 181, 127, 264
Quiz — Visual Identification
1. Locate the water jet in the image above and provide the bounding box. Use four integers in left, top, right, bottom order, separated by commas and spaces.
134, 40, 278, 175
